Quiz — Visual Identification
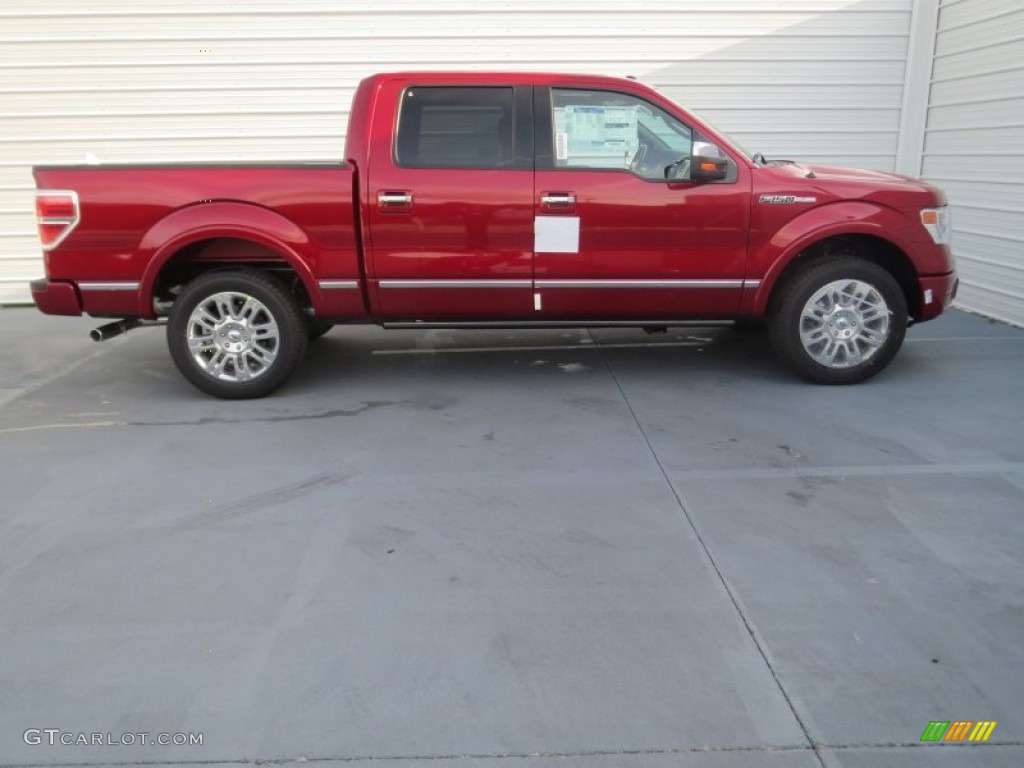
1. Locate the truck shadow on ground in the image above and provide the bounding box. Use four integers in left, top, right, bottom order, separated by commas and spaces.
290, 325, 794, 391
288, 323, 947, 396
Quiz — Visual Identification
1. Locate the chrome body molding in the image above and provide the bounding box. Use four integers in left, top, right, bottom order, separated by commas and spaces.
379, 279, 533, 289
376, 279, 762, 290
317, 279, 360, 289
74, 278, 759, 293
535, 279, 746, 289
77, 281, 140, 291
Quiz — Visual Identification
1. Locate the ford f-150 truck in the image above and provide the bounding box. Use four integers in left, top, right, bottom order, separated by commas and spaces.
30, 71, 957, 398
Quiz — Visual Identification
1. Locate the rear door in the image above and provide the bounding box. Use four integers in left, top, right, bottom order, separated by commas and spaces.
532, 86, 750, 319
365, 81, 534, 320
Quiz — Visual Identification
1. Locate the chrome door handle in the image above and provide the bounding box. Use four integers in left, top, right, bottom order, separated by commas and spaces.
541, 194, 574, 206
378, 192, 413, 205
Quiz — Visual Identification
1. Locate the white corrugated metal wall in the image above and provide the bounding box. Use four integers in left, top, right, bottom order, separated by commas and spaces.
921, 0, 1024, 327
2, 0, 914, 304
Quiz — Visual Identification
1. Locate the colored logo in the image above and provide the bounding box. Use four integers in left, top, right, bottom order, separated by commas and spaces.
921, 720, 997, 742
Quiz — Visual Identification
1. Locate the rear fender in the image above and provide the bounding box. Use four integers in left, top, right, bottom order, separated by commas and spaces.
137, 202, 321, 318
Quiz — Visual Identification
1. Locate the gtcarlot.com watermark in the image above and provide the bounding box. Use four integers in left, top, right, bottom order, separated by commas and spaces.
24, 729, 203, 747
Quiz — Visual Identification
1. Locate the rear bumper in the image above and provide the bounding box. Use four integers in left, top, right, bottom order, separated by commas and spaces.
30, 278, 82, 316
916, 271, 958, 322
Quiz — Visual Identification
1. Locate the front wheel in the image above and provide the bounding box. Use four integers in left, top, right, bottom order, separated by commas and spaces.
167, 269, 308, 398
768, 258, 908, 384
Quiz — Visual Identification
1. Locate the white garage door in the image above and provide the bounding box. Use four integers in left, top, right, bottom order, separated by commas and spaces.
0, 0, 912, 304
922, 0, 1024, 326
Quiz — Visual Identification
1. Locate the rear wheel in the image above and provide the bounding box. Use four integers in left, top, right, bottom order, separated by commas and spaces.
768, 258, 907, 384
167, 269, 308, 398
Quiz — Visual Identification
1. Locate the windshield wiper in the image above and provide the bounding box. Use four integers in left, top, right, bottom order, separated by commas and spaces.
753, 152, 796, 166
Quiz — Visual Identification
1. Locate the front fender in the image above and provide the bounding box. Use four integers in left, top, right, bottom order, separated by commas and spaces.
749, 201, 920, 316
136, 202, 321, 318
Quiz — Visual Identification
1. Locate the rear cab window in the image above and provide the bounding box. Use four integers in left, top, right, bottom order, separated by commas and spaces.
395, 86, 518, 169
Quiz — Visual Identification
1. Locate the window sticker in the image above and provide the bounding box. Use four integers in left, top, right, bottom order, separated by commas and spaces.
556, 132, 569, 160
554, 105, 640, 168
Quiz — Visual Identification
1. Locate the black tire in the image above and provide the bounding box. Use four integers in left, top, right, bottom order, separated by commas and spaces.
767, 258, 907, 384
167, 269, 308, 398
306, 318, 334, 341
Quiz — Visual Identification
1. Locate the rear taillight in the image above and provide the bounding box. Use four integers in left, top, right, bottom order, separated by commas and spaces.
36, 190, 80, 250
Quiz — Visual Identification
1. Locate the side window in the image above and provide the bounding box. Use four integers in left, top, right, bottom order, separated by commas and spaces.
396, 86, 516, 169
551, 89, 693, 180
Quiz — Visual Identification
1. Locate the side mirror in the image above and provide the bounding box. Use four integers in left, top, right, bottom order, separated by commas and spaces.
690, 155, 728, 183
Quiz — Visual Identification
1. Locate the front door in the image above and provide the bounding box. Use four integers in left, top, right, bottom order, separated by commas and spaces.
366, 82, 535, 320
532, 86, 750, 319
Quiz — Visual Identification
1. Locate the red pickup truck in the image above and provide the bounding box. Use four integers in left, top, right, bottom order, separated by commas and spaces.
31, 71, 957, 398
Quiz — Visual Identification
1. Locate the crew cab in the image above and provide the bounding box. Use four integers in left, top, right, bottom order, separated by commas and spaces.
30, 72, 957, 398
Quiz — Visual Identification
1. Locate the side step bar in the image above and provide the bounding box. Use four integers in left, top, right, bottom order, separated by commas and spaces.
381, 319, 736, 330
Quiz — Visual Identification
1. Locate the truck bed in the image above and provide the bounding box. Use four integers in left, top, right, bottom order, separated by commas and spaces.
32, 162, 361, 319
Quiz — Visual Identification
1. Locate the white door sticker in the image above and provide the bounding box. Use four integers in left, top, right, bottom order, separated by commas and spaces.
535, 216, 580, 253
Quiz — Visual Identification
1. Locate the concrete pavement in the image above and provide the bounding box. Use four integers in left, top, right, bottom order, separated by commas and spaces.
0, 307, 1021, 767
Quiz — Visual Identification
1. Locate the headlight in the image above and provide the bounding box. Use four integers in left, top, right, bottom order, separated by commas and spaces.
920, 207, 951, 245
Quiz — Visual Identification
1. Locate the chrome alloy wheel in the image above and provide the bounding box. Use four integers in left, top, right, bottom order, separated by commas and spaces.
186, 291, 280, 381
798, 279, 891, 368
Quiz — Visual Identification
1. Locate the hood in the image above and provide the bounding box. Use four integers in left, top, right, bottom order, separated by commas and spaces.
757, 162, 946, 205
800, 164, 925, 186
